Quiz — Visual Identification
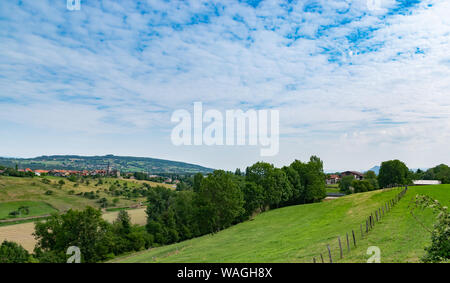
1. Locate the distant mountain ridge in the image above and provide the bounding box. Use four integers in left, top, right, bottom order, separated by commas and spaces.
367, 166, 380, 175
0, 155, 214, 174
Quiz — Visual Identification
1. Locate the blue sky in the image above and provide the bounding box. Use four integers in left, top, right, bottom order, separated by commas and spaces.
0, 0, 449, 171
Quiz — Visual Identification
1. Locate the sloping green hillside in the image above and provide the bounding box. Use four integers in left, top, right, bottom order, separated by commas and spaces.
113, 185, 449, 263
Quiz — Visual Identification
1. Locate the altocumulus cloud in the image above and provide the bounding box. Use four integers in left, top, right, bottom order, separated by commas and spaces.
0, 0, 449, 171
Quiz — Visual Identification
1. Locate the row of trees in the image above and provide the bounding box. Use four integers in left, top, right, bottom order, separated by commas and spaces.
411, 164, 450, 184
339, 160, 450, 195
339, 160, 410, 194
146, 156, 326, 246
339, 170, 379, 194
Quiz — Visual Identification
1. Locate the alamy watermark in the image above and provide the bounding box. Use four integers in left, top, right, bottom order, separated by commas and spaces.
171, 102, 279, 156
67, 0, 81, 11
66, 246, 81, 263
366, 246, 381, 263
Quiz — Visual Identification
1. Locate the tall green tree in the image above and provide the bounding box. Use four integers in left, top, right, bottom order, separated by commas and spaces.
364, 170, 379, 190
33, 207, 114, 263
196, 170, 244, 233
290, 156, 326, 203
339, 175, 355, 194
378, 160, 410, 188
193, 173, 204, 193
246, 162, 284, 208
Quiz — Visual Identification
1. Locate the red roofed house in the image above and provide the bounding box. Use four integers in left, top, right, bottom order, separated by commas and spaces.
326, 174, 340, 185
341, 171, 364, 180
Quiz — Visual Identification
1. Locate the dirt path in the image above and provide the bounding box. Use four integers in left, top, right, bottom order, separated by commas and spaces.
0, 214, 51, 223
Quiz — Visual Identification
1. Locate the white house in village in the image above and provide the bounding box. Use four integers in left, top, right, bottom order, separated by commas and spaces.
413, 180, 442, 185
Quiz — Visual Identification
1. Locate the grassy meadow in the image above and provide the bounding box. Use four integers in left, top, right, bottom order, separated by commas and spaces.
0, 201, 57, 220
0, 175, 172, 214
113, 185, 449, 263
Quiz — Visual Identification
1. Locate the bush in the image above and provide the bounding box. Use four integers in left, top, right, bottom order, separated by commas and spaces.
0, 241, 31, 263
45, 190, 53, 195
411, 195, 450, 263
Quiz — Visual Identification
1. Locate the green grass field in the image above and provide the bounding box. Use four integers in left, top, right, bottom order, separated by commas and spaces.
0, 201, 57, 220
326, 184, 341, 194
113, 185, 449, 263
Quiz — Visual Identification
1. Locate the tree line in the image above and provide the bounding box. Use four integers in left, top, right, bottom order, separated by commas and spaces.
145, 156, 326, 246
339, 160, 450, 195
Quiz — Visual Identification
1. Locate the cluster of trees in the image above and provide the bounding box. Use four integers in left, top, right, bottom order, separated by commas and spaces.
412, 164, 450, 184
339, 160, 411, 194
339, 170, 379, 194
0, 241, 33, 263
146, 157, 326, 246
8, 206, 30, 217
0, 166, 34, 177
0, 207, 153, 263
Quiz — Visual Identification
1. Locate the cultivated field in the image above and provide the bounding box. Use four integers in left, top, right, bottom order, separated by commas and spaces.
112, 185, 449, 263
102, 207, 147, 226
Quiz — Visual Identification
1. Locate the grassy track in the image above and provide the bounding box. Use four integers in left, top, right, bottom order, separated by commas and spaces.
113, 185, 449, 263
0, 201, 57, 220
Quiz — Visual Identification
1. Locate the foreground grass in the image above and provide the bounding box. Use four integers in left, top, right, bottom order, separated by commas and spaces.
337, 185, 449, 262
113, 185, 449, 263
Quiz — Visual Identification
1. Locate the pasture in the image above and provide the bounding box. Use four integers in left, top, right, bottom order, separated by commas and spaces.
113, 185, 449, 263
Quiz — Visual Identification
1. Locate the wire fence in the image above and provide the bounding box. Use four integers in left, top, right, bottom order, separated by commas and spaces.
312, 186, 408, 263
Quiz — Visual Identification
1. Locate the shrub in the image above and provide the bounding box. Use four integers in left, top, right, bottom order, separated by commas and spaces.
411, 195, 450, 263
0, 241, 31, 263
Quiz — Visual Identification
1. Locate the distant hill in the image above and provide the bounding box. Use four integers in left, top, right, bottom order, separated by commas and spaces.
367, 166, 380, 175
0, 155, 214, 174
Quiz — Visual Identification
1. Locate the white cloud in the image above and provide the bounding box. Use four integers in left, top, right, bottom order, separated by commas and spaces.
0, 0, 449, 170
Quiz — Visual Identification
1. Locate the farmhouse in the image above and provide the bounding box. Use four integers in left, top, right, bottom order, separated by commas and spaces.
34, 169, 49, 176
341, 171, 364, 180
326, 174, 340, 184
413, 180, 442, 185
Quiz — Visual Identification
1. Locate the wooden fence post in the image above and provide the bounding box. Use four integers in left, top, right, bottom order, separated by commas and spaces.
346, 232, 350, 252
338, 236, 343, 259
327, 244, 332, 263
320, 253, 324, 263
352, 230, 356, 247
313, 257, 316, 263
366, 219, 369, 233
360, 223, 363, 238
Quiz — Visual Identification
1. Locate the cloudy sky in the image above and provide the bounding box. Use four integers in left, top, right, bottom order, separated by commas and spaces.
0, 0, 449, 172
